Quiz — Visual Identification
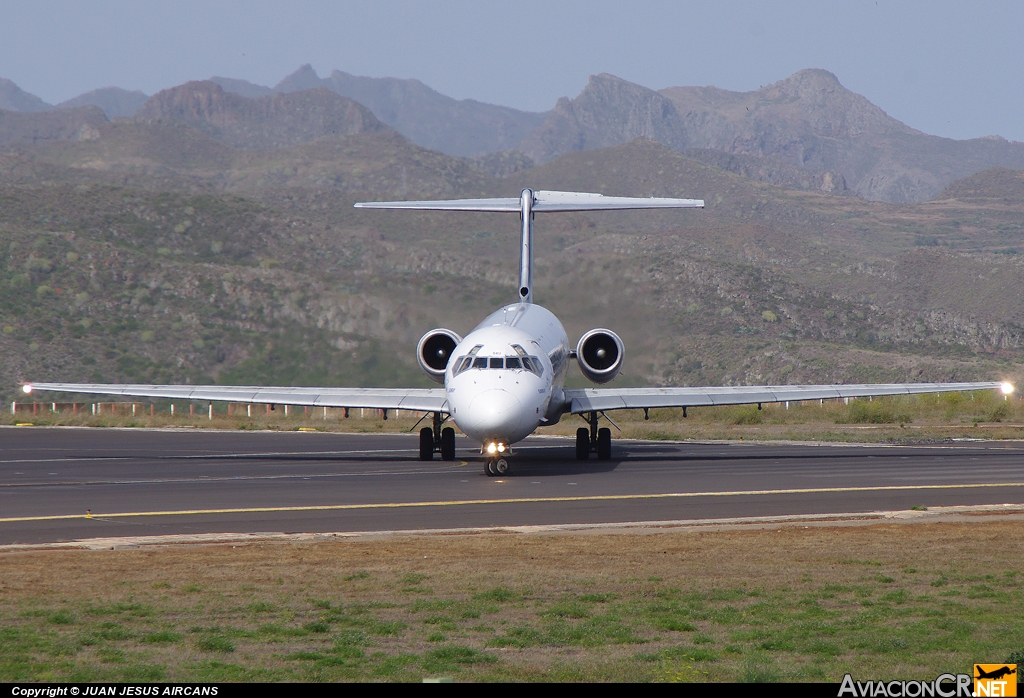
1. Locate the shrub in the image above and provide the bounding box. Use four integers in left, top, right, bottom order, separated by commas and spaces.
838, 400, 911, 425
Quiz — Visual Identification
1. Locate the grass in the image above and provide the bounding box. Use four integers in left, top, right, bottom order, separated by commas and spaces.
6, 389, 1024, 444
0, 521, 1022, 682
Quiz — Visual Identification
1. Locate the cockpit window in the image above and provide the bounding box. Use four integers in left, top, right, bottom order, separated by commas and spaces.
521, 357, 539, 376
451, 345, 485, 377
450, 350, 542, 376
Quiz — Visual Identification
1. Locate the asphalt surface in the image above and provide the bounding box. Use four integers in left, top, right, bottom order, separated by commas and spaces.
2, 426, 1024, 544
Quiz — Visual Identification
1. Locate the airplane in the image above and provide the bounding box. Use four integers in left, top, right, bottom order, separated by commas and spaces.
975, 666, 1016, 681
23, 189, 1013, 477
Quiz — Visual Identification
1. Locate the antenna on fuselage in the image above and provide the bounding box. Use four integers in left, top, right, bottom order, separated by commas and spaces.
354, 190, 704, 304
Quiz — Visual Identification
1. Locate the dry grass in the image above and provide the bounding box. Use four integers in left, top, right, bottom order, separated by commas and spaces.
2, 521, 1023, 682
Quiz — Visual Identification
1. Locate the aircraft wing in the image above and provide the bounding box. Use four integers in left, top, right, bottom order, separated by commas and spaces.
354, 191, 703, 213
564, 382, 1008, 413
23, 383, 449, 412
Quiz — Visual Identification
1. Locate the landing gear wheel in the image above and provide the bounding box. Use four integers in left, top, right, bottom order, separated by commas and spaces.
575, 427, 590, 460
419, 427, 434, 461
494, 458, 509, 475
440, 427, 456, 461
597, 427, 612, 460
485, 460, 497, 477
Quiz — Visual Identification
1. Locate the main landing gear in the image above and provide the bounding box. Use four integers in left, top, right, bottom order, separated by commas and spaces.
418, 412, 456, 461
576, 411, 611, 461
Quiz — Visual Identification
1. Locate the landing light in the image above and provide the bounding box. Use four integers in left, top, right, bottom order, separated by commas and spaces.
1001, 382, 1015, 395
22, 384, 32, 394
497, 443, 505, 453
487, 442, 497, 454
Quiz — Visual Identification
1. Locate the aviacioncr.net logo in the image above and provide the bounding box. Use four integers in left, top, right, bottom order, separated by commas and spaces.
974, 664, 1017, 697
838, 673, 973, 697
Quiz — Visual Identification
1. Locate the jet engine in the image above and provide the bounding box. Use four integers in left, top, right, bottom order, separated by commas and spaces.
575, 328, 624, 384
416, 328, 462, 383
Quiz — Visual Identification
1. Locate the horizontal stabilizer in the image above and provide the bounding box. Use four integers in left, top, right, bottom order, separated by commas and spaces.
355, 190, 703, 213
355, 197, 522, 212
534, 190, 703, 212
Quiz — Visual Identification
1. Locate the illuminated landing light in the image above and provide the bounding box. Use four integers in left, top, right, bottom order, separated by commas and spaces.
1001, 382, 1015, 395
497, 443, 505, 453
21, 384, 32, 394
487, 442, 497, 454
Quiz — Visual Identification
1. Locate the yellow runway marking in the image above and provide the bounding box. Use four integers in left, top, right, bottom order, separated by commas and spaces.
3, 481, 1024, 523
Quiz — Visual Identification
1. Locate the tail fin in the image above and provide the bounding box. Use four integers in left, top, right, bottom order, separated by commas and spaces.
355, 189, 704, 303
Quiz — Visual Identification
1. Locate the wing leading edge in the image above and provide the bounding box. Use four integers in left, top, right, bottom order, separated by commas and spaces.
23, 383, 449, 413
564, 382, 1008, 414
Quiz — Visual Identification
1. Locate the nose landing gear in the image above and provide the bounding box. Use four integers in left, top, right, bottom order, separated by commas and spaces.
575, 411, 612, 460
485, 458, 510, 477
418, 412, 456, 461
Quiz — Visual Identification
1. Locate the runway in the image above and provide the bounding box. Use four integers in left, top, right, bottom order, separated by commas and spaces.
2, 426, 1024, 545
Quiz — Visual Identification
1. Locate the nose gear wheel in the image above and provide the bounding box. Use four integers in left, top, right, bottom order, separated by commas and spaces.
484, 458, 510, 476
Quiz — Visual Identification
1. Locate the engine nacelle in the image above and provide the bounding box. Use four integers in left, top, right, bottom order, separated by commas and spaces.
416, 328, 462, 384
575, 328, 624, 384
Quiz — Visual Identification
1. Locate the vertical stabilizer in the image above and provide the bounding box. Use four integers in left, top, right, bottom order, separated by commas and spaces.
519, 189, 534, 304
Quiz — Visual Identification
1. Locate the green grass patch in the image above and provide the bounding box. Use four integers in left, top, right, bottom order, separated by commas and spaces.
195, 635, 235, 653
473, 586, 521, 603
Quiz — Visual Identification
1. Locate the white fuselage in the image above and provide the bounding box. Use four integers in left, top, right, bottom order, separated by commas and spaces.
445, 303, 570, 447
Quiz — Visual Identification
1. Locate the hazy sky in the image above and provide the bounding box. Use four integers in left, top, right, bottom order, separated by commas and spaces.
2, 0, 1022, 141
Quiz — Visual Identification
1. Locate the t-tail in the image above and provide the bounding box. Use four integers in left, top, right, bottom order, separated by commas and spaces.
354, 189, 704, 304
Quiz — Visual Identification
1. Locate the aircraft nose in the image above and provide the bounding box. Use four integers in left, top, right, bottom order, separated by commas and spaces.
465, 389, 522, 437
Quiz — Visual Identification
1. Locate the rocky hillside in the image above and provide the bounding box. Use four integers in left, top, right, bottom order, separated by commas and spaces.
935, 167, 1024, 203
516, 70, 1024, 203
134, 81, 389, 150
209, 76, 274, 99
0, 106, 110, 147
56, 87, 149, 119
680, 149, 848, 194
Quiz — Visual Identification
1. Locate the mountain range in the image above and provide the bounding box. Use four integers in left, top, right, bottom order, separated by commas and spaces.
3, 65, 1022, 203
